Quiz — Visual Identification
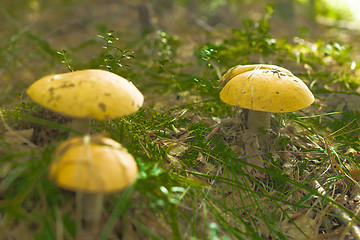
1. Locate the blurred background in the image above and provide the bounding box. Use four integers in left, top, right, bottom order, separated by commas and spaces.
1, 0, 360, 105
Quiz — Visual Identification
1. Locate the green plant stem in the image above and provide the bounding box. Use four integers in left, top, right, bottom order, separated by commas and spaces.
98, 186, 134, 240
169, 203, 181, 240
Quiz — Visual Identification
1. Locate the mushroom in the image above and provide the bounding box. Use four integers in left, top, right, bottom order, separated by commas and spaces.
26, 69, 144, 135
48, 134, 138, 227
219, 64, 314, 177
219, 64, 314, 132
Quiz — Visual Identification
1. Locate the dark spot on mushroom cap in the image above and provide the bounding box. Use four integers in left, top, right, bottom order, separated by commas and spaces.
104, 92, 111, 96
98, 103, 106, 112
59, 83, 75, 88
276, 92, 279, 94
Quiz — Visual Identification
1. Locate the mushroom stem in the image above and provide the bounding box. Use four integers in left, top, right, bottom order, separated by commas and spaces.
76, 192, 103, 239
246, 110, 271, 152
69, 119, 91, 137
242, 129, 265, 178
247, 110, 270, 133
81, 193, 104, 223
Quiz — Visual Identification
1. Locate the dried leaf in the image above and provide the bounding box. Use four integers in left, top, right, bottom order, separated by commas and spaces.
168, 143, 188, 156
281, 214, 316, 240
346, 148, 357, 155
166, 154, 182, 168
196, 153, 216, 175
5, 221, 35, 240
230, 144, 243, 154
3, 128, 35, 150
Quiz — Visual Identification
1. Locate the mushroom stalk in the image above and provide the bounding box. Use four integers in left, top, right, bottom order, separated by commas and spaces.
76, 192, 104, 239
69, 119, 91, 137
246, 110, 270, 133
81, 193, 104, 223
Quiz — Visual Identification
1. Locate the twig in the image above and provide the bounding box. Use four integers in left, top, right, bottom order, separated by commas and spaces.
190, 14, 214, 32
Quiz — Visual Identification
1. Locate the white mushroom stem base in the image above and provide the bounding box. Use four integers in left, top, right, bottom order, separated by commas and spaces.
247, 110, 270, 133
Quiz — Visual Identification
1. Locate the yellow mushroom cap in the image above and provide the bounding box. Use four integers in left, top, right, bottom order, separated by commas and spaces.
219, 64, 294, 87
49, 135, 138, 193
219, 65, 314, 113
27, 69, 144, 120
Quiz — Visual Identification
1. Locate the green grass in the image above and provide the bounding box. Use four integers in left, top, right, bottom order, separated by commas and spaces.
2, 1, 360, 239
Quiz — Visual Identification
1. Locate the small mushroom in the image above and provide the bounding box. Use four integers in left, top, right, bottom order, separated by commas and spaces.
48, 134, 138, 227
26, 69, 144, 134
219, 64, 314, 132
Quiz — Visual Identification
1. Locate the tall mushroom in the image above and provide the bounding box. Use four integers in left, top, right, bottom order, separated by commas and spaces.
26, 69, 144, 135
49, 134, 138, 233
220, 64, 314, 132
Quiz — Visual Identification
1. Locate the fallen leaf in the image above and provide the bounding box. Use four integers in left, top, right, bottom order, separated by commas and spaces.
196, 152, 216, 175
281, 214, 317, 240
3, 128, 35, 150
5, 221, 35, 240
167, 143, 188, 156
166, 154, 182, 168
